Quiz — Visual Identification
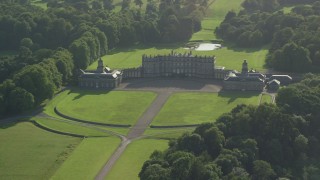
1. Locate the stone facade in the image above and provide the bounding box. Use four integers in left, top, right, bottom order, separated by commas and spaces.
223, 60, 265, 91
142, 51, 215, 78
122, 67, 142, 78
78, 59, 122, 89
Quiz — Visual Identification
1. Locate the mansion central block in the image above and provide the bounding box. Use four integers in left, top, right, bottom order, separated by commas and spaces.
142, 52, 215, 78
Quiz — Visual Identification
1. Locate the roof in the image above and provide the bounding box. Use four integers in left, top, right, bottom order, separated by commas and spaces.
270, 75, 292, 80
224, 76, 264, 82
248, 73, 266, 79
268, 79, 280, 85
79, 70, 121, 79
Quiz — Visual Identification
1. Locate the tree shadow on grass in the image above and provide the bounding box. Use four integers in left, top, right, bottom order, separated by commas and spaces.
221, 42, 270, 53
0, 117, 31, 129
218, 91, 260, 104
122, 78, 222, 91
67, 87, 112, 101
107, 43, 186, 55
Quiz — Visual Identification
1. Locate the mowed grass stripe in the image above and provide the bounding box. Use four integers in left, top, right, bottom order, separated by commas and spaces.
56, 90, 157, 125
33, 118, 110, 137
143, 127, 195, 139
105, 139, 169, 180
52, 137, 121, 180
0, 122, 81, 180
152, 92, 260, 126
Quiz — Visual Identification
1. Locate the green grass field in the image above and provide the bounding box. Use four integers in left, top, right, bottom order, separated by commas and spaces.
105, 139, 168, 180
56, 90, 156, 125
260, 94, 272, 104
190, 0, 244, 41
52, 137, 121, 180
43, 90, 72, 118
43, 90, 131, 136
0, 122, 81, 180
143, 127, 195, 139
152, 92, 260, 126
33, 118, 110, 137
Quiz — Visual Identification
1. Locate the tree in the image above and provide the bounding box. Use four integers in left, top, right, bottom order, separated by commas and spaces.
140, 164, 170, 180
92, 0, 103, 10
203, 126, 225, 158
200, 163, 222, 180
8, 87, 34, 113
177, 133, 204, 155
252, 160, 275, 180
121, 0, 131, 10
51, 48, 74, 82
103, 0, 115, 10
13, 64, 55, 103
271, 42, 312, 72
134, 0, 143, 8
0, 94, 5, 116
19, 46, 32, 60
69, 39, 90, 69
171, 156, 194, 180
20, 38, 33, 48
215, 153, 240, 175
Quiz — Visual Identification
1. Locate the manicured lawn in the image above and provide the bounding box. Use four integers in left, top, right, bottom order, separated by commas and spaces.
52, 137, 121, 180
143, 127, 195, 139
87, 43, 184, 70
43, 90, 70, 118
211, 45, 268, 72
33, 118, 110, 137
0, 122, 81, 180
260, 94, 272, 104
56, 90, 157, 125
105, 139, 168, 180
152, 92, 260, 126
99, 126, 130, 136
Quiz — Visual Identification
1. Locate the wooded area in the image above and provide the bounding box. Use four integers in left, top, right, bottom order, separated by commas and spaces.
216, 0, 320, 72
140, 74, 320, 180
0, 0, 206, 116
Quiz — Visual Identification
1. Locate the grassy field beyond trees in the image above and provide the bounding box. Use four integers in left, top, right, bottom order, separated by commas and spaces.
190, 0, 244, 41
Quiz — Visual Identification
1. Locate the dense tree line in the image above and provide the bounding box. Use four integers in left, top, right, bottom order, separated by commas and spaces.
140, 74, 320, 179
216, 0, 320, 72
0, 0, 206, 72
0, 48, 73, 116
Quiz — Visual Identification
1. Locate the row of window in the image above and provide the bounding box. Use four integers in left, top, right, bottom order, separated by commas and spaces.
143, 58, 214, 63
80, 81, 115, 88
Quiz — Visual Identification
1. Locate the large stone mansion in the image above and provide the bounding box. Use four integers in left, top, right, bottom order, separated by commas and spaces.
142, 51, 215, 78
78, 52, 291, 91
